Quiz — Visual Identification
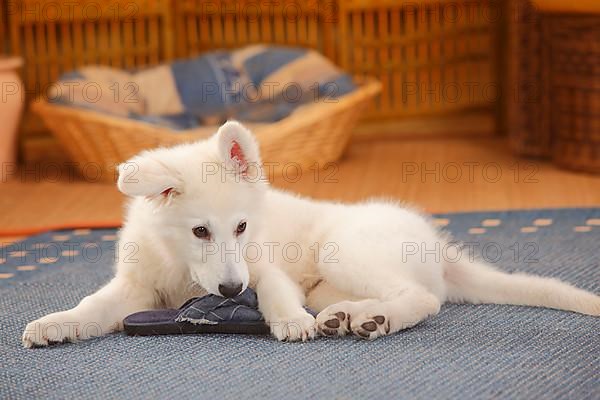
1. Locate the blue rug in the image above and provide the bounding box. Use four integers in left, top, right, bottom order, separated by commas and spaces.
1, 208, 599, 399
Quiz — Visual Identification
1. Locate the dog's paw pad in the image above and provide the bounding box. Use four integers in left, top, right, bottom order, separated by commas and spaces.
324, 318, 340, 329
316, 310, 351, 337
351, 314, 390, 340
321, 328, 339, 336
334, 312, 347, 321
361, 321, 377, 332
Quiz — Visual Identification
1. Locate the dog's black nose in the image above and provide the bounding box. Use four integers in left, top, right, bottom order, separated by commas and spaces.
218, 283, 243, 298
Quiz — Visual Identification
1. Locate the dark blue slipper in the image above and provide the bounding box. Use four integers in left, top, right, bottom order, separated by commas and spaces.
123, 288, 270, 336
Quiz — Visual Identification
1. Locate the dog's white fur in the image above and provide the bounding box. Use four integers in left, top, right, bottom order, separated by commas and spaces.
22, 121, 600, 347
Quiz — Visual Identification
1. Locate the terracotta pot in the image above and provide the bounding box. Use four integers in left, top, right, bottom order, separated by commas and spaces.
0, 57, 24, 167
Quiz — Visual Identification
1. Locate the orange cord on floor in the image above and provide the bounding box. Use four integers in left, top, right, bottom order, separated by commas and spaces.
0, 220, 122, 238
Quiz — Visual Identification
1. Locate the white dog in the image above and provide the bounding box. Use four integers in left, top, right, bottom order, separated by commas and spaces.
22, 121, 600, 347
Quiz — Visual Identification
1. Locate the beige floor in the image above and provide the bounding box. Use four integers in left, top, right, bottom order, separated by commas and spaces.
1, 136, 599, 239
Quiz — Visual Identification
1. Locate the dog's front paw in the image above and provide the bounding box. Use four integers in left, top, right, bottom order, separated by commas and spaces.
22, 312, 88, 348
269, 312, 316, 342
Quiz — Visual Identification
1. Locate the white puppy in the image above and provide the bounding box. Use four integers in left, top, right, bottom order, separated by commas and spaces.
22, 121, 600, 347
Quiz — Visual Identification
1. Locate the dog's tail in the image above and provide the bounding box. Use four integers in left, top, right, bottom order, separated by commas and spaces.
443, 259, 600, 316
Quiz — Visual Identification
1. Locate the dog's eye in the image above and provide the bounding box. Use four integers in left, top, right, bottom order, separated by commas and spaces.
236, 221, 247, 235
192, 226, 210, 240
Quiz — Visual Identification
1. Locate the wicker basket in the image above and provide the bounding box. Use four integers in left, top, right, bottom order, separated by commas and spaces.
506, 0, 552, 157
548, 15, 600, 173
32, 78, 381, 183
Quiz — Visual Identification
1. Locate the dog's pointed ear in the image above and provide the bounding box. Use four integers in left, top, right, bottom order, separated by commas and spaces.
217, 120, 261, 177
117, 154, 182, 199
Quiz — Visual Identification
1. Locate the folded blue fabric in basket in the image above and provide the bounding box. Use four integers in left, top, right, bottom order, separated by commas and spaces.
49, 45, 356, 130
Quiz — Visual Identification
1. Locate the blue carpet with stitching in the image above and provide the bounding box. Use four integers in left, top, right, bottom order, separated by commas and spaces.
1, 208, 599, 399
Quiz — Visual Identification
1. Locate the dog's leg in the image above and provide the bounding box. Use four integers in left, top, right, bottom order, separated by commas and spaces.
22, 277, 155, 348
305, 280, 364, 313
316, 280, 440, 340
255, 267, 316, 342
